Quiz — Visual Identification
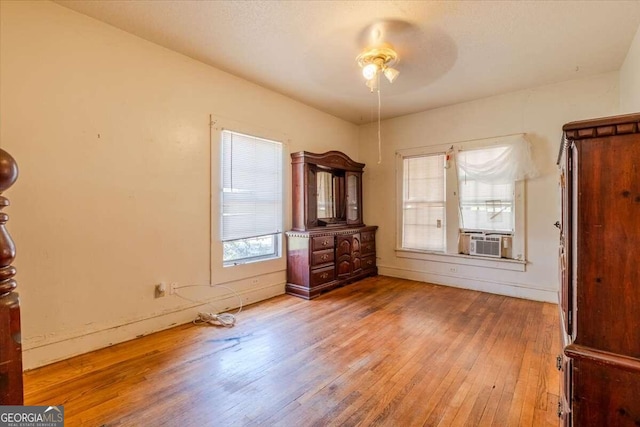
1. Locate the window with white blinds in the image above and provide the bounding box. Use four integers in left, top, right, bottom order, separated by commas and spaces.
221, 130, 283, 264
397, 136, 533, 261
402, 154, 446, 251
457, 146, 514, 232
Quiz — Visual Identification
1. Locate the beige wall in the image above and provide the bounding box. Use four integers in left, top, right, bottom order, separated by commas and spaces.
359, 72, 619, 302
620, 24, 640, 113
0, 1, 359, 368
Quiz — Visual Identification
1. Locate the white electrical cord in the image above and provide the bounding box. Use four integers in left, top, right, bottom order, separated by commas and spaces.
173, 284, 243, 328
194, 311, 237, 327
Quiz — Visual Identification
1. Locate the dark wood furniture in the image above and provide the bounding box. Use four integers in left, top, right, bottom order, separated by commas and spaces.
286, 151, 377, 299
0, 148, 21, 404
557, 113, 640, 426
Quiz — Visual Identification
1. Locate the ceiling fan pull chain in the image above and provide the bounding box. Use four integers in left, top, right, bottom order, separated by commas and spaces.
377, 83, 382, 165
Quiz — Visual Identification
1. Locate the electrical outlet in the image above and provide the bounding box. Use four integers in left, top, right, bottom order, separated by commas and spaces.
251, 278, 259, 284
155, 282, 166, 298
169, 283, 177, 295
449, 267, 457, 273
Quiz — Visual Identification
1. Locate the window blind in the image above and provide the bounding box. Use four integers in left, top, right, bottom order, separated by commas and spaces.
402, 154, 446, 251
221, 130, 283, 242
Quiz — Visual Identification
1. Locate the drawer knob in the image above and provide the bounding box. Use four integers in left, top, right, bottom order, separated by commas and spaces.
320, 272, 329, 279
321, 254, 329, 261
322, 240, 329, 246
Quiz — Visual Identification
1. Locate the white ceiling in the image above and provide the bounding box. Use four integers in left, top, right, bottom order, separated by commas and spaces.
54, 1, 640, 124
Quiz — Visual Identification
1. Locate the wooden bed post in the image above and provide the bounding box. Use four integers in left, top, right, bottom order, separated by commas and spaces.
0, 148, 21, 405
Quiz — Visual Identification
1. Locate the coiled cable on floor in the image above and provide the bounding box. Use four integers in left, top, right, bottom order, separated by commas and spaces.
194, 311, 237, 327
173, 284, 243, 328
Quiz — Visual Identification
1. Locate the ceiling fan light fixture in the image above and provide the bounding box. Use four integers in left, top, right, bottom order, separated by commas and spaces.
356, 42, 400, 164
383, 67, 400, 83
362, 63, 379, 80
356, 43, 399, 88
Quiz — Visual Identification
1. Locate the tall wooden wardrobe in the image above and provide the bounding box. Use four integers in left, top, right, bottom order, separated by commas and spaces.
557, 113, 640, 426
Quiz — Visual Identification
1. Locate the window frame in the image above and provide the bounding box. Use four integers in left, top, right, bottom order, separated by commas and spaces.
456, 145, 516, 234
210, 117, 289, 285
220, 129, 284, 267
396, 140, 526, 263
400, 152, 447, 252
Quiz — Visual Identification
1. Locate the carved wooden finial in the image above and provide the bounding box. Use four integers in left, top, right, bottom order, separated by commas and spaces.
0, 148, 17, 297
0, 149, 18, 193
0, 147, 21, 405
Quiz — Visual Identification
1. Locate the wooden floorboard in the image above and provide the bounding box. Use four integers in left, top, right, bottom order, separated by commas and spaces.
24, 276, 561, 426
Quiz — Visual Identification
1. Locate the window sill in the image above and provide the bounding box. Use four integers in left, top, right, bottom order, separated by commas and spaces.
395, 249, 526, 272
223, 255, 281, 268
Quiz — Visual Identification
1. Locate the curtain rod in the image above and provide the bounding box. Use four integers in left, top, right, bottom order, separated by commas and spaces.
454, 133, 528, 152
397, 132, 528, 158
452, 132, 526, 146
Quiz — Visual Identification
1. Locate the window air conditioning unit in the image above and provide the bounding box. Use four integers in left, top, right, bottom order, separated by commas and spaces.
469, 235, 502, 258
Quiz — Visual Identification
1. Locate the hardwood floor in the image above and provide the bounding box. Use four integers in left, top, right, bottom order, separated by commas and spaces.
24, 276, 560, 426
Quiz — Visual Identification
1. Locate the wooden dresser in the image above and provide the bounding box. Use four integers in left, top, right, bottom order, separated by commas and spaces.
557, 113, 640, 426
285, 151, 377, 299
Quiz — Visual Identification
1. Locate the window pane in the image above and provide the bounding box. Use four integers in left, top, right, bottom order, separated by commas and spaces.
457, 147, 514, 232
221, 130, 283, 264
402, 154, 445, 251
223, 235, 277, 264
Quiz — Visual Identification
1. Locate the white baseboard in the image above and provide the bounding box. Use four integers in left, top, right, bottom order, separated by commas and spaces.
23, 281, 285, 370
378, 265, 558, 304
23, 268, 556, 369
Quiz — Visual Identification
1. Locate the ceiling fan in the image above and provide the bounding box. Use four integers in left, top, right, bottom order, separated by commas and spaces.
354, 22, 405, 164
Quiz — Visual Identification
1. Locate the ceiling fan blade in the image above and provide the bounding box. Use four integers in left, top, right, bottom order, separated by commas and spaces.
356, 19, 420, 49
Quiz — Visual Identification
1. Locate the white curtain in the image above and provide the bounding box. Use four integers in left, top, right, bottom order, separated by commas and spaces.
455, 135, 538, 185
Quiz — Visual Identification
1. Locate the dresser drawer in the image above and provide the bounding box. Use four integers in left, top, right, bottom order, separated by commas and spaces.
361, 231, 375, 243
312, 236, 334, 251
361, 241, 375, 255
362, 255, 376, 270
312, 249, 334, 266
311, 266, 335, 286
